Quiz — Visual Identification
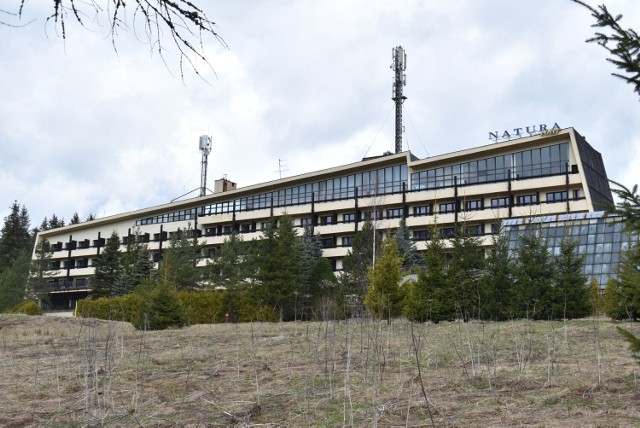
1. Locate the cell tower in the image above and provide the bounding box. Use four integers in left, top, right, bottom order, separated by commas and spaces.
199, 135, 212, 197
391, 46, 407, 154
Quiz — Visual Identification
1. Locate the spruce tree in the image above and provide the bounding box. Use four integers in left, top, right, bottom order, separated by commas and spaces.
448, 225, 484, 321
0, 252, 30, 311
160, 229, 203, 290
395, 218, 422, 272
551, 235, 591, 319
255, 216, 303, 321
480, 233, 515, 321
117, 231, 153, 295
341, 220, 376, 311
28, 239, 56, 301
0, 201, 32, 273
614, 243, 640, 320
70, 212, 81, 224
365, 235, 403, 320
92, 231, 122, 298
209, 232, 249, 290
512, 225, 554, 319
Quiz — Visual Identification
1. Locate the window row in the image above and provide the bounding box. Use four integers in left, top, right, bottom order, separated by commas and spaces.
411, 143, 570, 190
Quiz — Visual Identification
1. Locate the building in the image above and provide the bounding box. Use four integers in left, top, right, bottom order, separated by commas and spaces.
33, 127, 613, 309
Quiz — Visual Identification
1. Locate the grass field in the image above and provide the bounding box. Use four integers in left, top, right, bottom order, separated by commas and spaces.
0, 314, 638, 427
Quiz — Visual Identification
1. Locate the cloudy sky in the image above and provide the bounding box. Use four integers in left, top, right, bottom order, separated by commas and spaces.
1, 0, 638, 227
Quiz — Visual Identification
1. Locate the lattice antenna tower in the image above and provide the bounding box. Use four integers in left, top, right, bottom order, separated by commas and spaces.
391, 46, 407, 154
199, 135, 212, 197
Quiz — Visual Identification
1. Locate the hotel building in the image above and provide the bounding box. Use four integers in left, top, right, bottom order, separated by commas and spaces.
33, 127, 614, 309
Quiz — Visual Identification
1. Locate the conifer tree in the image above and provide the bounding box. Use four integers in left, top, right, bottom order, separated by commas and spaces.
116, 230, 153, 295
404, 225, 449, 322
91, 231, 122, 298
613, 243, 640, 320
209, 232, 250, 290
341, 220, 376, 310
160, 228, 203, 290
255, 216, 303, 321
395, 218, 422, 271
0, 201, 32, 273
70, 212, 81, 225
365, 235, 403, 320
28, 239, 56, 302
448, 225, 484, 321
551, 235, 591, 319
479, 233, 514, 321
0, 252, 30, 311
512, 225, 554, 319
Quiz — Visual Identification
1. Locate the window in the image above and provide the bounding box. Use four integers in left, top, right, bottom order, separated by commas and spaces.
260, 222, 270, 230
573, 189, 581, 200
441, 228, 455, 238
343, 213, 356, 223
546, 191, 568, 203
439, 202, 455, 214
491, 197, 510, 208
223, 225, 234, 235
517, 194, 539, 206
342, 236, 354, 247
413, 230, 430, 240
364, 211, 382, 221
240, 224, 251, 233
320, 215, 334, 225
465, 200, 483, 211
491, 223, 500, 234
300, 217, 312, 227
386, 208, 403, 218
321, 237, 335, 248
414, 205, 432, 216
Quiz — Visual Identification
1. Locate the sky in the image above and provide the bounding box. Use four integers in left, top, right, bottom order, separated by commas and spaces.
0, 0, 639, 228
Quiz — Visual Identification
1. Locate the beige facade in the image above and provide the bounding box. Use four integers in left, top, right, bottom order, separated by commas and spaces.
33, 127, 611, 309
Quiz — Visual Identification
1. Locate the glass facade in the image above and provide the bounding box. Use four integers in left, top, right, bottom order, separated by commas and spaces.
501, 212, 636, 287
411, 142, 569, 191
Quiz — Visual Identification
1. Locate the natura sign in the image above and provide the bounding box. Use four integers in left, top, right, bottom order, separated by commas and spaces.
489, 122, 561, 142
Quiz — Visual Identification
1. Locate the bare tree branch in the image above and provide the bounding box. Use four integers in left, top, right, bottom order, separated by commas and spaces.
6, 0, 227, 81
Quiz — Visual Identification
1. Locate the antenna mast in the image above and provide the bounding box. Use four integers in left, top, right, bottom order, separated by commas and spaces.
199, 135, 212, 197
391, 46, 407, 154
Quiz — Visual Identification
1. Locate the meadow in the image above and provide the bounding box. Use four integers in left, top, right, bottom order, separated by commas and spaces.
0, 314, 638, 427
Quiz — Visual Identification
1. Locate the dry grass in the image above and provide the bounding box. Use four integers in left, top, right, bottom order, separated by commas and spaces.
0, 314, 638, 427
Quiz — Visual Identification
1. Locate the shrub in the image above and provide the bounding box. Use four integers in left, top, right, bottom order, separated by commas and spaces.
4, 300, 42, 315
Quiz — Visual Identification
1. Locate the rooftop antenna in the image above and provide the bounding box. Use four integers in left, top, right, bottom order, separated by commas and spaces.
391, 46, 407, 154
276, 158, 289, 179
199, 135, 212, 196
170, 135, 213, 202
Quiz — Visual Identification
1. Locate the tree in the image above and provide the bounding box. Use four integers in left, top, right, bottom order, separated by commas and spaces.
0, 201, 32, 273
613, 243, 640, 320
28, 239, 57, 302
209, 232, 250, 290
159, 228, 203, 290
91, 231, 122, 298
341, 220, 376, 309
512, 225, 554, 319
300, 226, 336, 319
404, 225, 449, 322
116, 230, 153, 295
395, 218, 422, 271
551, 235, 591, 319
572, 1, 640, 98
254, 216, 303, 321
4, 0, 227, 80
364, 235, 403, 320
0, 252, 30, 311
479, 232, 515, 321
69, 212, 81, 225
447, 225, 485, 321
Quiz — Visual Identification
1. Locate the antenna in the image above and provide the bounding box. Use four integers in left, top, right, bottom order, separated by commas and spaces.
391, 46, 407, 154
199, 135, 212, 197
276, 158, 289, 179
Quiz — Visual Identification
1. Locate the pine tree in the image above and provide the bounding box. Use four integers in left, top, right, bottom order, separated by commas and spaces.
404, 225, 449, 322
395, 218, 422, 272
614, 243, 640, 320
512, 225, 554, 319
551, 235, 591, 319
255, 216, 303, 321
48, 214, 65, 229
479, 233, 515, 321
160, 228, 203, 290
145, 281, 185, 330
299, 226, 336, 317
448, 225, 484, 321
209, 232, 250, 290
341, 220, 376, 312
0, 252, 30, 311
117, 230, 153, 295
365, 235, 403, 320
0, 201, 32, 273
70, 212, 81, 224
92, 231, 122, 298
28, 239, 56, 301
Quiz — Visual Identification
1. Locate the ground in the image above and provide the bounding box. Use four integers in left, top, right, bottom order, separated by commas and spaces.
0, 314, 638, 427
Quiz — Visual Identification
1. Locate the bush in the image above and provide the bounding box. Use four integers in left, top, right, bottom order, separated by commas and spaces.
4, 300, 42, 315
